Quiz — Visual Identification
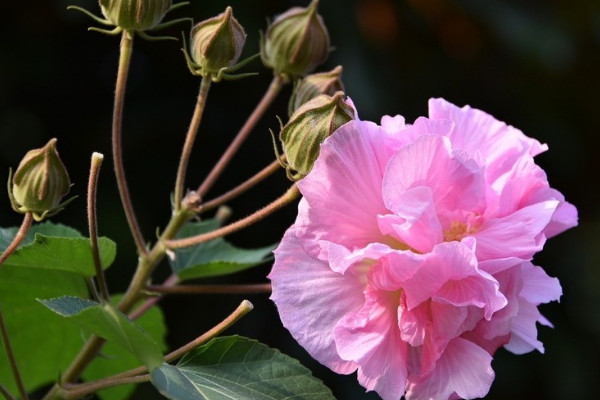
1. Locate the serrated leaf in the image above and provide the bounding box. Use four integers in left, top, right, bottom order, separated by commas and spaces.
39, 296, 164, 371
83, 294, 168, 400
0, 266, 88, 395
0, 222, 116, 276
151, 336, 336, 400
169, 220, 276, 281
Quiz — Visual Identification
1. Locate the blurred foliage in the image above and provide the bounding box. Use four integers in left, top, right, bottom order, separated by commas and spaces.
1, 0, 598, 399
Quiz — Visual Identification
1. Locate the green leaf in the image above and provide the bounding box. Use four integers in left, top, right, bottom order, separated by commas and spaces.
0, 266, 88, 395
0, 222, 117, 276
83, 295, 167, 400
151, 336, 336, 400
170, 220, 276, 281
39, 296, 164, 371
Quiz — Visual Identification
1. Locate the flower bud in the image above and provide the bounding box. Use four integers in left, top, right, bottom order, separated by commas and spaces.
10, 139, 71, 220
99, 0, 171, 31
279, 91, 354, 179
289, 65, 344, 115
190, 7, 246, 78
261, 0, 330, 80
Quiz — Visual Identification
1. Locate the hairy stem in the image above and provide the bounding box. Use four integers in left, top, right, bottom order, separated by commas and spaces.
113, 29, 148, 256
167, 184, 299, 249
174, 77, 212, 211
197, 75, 285, 198
88, 152, 110, 301
199, 159, 281, 214
146, 283, 271, 295
0, 213, 33, 400
60, 374, 149, 400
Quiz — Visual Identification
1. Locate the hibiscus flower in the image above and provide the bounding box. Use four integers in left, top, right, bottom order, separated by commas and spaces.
269, 98, 577, 400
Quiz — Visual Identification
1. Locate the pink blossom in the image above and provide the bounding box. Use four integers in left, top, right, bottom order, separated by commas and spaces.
269, 98, 577, 400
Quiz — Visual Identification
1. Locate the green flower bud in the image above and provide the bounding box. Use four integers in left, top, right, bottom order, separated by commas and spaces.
190, 7, 246, 78
279, 91, 354, 180
261, 0, 330, 80
289, 65, 344, 115
99, 0, 171, 31
9, 138, 71, 221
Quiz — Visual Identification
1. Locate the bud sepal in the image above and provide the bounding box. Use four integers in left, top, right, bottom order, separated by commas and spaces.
274, 91, 355, 180
8, 139, 76, 222
288, 65, 344, 116
67, 0, 191, 40
182, 7, 257, 81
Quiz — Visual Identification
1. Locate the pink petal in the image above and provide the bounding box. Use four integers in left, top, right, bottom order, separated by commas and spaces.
519, 262, 562, 304
475, 200, 559, 260
295, 120, 393, 251
406, 337, 494, 400
504, 299, 545, 354
335, 288, 408, 400
269, 228, 363, 374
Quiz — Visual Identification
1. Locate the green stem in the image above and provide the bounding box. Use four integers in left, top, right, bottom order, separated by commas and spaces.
199, 159, 281, 214
0, 213, 33, 400
113, 29, 148, 256
167, 184, 299, 249
174, 77, 212, 211
0, 384, 15, 400
60, 374, 149, 400
88, 152, 110, 301
196, 75, 285, 198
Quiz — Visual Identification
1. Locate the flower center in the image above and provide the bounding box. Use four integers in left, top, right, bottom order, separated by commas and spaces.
443, 219, 479, 242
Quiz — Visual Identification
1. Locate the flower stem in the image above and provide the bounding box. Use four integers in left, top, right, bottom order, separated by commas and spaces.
88, 152, 110, 302
165, 300, 254, 362
0, 213, 33, 400
166, 184, 299, 249
113, 29, 148, 256
146, 283, 271, 294
0, 212, 33, 267
0, 384, 15, 400
199, 159, 281, 214
60, 374, 149, 400
196, 75, 285, 198
173, 77, 212, 211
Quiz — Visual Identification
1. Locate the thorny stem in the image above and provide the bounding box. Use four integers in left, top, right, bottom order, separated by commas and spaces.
199, 159, 281, 214
113, 30, 148, 256
166, 184, 299, 249
173, 77, 212, 211
0, 213, 33, 400
88, 152, 110, 302
197, 75, 285, 198
54, 300, 254, 399
146, 282, 271, 295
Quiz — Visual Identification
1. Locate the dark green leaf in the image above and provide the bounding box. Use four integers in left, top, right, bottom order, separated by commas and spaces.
169, 220, 275, 281
0, 223, 116, 276
0, 266, 88, 395
151, 336, 336, 400
39, 296, 164, 371
83, 295, 167, 400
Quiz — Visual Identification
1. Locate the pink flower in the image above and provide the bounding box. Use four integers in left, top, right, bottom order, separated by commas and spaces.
269, 98, 578, 400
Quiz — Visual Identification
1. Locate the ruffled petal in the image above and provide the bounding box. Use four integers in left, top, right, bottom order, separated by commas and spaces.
406, 337, 494, 400
269, 228, 363, 374
519, 262, 562, 304
504, 299, 545, 354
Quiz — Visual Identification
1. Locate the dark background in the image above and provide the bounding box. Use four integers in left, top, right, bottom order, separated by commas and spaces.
1, 0, 598, 399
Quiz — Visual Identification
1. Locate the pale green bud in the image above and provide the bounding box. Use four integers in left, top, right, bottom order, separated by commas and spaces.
10, 139, 71, 221
279, 91, 354, 180
261, 0, 330, 80
289, 65, 344, 115
190, 7, 246, 78
99, 0, 171, 31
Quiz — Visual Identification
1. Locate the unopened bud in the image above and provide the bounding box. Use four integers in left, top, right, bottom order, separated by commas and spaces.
99, 0, 171, 31
289, 65, 344, 115
190, 7, 246, 78
261, 0, 330, 80
9, 139, 72, 221
279, 91, 354, 180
